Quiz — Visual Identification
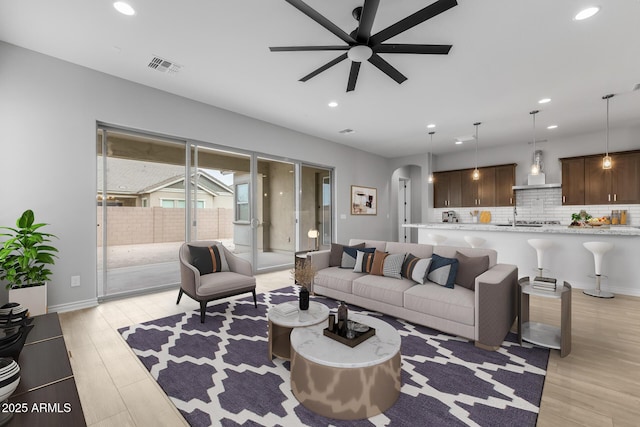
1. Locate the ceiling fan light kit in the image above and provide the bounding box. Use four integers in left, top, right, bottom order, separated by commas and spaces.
270, 0, 457, 92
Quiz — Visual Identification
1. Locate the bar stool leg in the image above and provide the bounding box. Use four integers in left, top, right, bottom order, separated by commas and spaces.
583, 242, 614, 299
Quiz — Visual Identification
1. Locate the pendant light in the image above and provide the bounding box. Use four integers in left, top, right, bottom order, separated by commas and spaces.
602, 94, 614, 169
428, 131, 435, 183
530, 110, 540, 175
472, 122, 481, 180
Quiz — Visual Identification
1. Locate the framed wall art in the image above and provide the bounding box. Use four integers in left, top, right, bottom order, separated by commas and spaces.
351, 185, 377, 215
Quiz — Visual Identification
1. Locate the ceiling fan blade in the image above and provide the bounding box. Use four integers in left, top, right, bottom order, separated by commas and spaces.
299, 53, 348, 82
270, 46, 350, 52
368, 53, 407, 84
355, 0, 380, 43
346, 62, 362, 92
375, 44, 452, 54
285, 0, 356, 45
369, 0, 457, 45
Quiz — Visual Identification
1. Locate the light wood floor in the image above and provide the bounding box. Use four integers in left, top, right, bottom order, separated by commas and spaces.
58, 271, 640, 426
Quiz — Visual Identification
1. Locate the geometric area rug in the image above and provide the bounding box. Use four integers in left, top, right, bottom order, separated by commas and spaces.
119, 286, 549, 427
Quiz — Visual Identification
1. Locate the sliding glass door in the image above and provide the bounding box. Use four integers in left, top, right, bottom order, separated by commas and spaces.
300, 164, 332, 251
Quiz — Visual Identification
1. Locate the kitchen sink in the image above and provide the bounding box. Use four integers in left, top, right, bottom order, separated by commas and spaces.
494, 223, 543, 227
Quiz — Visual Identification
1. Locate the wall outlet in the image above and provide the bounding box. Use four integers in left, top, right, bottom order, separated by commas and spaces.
71, 275, 81, 287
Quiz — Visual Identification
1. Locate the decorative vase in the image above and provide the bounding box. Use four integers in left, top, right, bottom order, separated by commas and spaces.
299, 286, 310, 310
337, 301, 348, 336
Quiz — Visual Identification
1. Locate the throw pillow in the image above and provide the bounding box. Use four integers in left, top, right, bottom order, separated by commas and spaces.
341, 246, 375, 269
427, 254, 459, 288
401, 253, 432, 284
370, 251, 388, 276
353, 249, 376, 273
188, 244, 229, 275
329, 243, 365, 267
455, 251, 490, 291
383, 253, 406, 279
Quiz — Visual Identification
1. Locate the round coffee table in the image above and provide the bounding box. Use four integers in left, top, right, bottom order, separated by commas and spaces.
290, 313, 401, 420
267, 300, 329, 360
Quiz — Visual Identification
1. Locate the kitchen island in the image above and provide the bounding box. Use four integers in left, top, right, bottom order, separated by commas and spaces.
403, 223, 640, 296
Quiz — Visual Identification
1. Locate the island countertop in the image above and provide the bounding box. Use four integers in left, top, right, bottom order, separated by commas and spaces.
403, 223, 640, 236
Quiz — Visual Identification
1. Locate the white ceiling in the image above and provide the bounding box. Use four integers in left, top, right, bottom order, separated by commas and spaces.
1, 0, 640, 158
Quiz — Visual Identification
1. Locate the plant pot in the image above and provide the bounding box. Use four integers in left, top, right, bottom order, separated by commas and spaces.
8, 283, 47, 317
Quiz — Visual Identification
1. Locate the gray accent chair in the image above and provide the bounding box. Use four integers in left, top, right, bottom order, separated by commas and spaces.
178, 241, 257, 323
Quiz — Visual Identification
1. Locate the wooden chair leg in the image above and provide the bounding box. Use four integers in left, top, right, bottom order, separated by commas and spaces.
200, 301, 207, 323
252, 290, 257, 308
176, 288, 184, 305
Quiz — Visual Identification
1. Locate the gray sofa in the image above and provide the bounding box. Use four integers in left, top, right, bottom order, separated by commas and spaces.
308, 239, 518, 350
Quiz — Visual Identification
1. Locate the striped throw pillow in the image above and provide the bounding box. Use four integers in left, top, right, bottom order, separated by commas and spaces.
353, 249, 376, 273
401, 253, 432, 284
188, 244, 230, 275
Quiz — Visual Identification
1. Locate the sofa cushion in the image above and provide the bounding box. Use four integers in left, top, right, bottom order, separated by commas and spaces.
197, 272, 254, 297
353, 250, 376, 273
370, 251, 388, 276
404, 283, 475, 326
455, 251, 490, 291
315, 267, 366, 294
353, 275, 415, 307
401, 254, 432, 284
386, 242, 433, 259
427, 254, 459, 288
383, 253, 405, 279
188, 244, 229, 275
329, 242, 365, 267
342, 246, 375, 269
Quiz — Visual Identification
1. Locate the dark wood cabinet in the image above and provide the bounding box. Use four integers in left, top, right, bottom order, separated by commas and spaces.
433, 170, 462, 208
565, 150, 640, 205
435, 164, 514, 208
561, 157, 585, 205
495, 164, 516, 206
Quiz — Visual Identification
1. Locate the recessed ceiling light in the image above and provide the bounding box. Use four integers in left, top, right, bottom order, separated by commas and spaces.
455, 140, 463, 145
328, 101, 338, 108
114, 2, 136, 16
427, 124, 436, 129
538, 98, 551, 104
547, 125, 558, 129
574, 7, 599, 21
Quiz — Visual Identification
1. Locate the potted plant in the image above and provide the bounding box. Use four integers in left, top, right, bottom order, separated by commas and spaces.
0, 210, 58, 316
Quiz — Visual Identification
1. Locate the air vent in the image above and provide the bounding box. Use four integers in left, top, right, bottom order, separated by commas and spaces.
148, 56, 182, 74
339, 128, 355, 134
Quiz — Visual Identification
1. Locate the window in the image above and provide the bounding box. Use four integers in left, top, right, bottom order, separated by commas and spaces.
160, 199, 203, 208
235, 183, 249, 221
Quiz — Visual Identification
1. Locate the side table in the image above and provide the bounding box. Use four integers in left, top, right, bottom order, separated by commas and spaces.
267, 301, 329, 360
518, 277, 572, 357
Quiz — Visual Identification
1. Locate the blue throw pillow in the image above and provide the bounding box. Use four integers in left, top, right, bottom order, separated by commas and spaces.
427, 254, 459, 288
341, 246, 375, 269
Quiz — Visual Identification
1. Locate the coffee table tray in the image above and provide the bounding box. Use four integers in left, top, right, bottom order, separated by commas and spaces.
323, 326, 375, 347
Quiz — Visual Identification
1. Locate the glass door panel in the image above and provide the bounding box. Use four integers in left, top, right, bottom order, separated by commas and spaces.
300, 165, 332, 251
253, 157, 295, 271
97, 128, 185, 298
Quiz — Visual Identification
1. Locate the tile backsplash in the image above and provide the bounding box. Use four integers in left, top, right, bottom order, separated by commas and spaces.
430, 188, 639, 226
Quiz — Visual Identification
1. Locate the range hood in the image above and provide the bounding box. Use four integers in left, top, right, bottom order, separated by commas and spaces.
512, 183, 561, 190
512, 150, 561, 190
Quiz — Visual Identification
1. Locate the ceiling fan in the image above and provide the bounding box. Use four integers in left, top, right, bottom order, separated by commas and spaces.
270, 0, 457, 92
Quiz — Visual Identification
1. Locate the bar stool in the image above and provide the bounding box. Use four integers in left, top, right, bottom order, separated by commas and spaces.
583, 241, 614, 298
527, 239, 554, 277
464, 236, 486, 248
427, 234, 447, 246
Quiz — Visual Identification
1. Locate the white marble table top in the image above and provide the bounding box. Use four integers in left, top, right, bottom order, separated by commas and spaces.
267, 300, 329, 328
290, 313, 401, 369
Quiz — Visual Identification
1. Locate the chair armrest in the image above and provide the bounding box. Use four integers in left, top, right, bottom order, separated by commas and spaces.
474, 263, 518, 348
223, 246, 253, 277
179, 257, 200, 295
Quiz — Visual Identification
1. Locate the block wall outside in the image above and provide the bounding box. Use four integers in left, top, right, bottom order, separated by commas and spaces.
97, 207, 233, 246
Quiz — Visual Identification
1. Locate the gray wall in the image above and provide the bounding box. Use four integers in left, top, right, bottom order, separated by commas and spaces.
0, 42, 393, 311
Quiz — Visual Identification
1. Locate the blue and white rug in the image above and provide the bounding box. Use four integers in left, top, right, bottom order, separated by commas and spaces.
119, 286, 549, 426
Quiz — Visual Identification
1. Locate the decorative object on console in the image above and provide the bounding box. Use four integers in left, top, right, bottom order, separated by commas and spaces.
337, 301, 348, 336
601, 94, 614, 169
0, 323, 34, 360
270, 0, 456, 92
351, 185, 377, 215
0, 357, 20, 425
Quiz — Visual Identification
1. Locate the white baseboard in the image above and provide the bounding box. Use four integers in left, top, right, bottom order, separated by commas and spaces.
48, 298, 98, 313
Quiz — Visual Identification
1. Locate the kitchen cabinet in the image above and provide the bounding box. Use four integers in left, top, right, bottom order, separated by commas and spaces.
495, 164, 516, 206
561, 157, 585, 205
435, 164, 514, 208
584, 151, 640, 205
433, 170, 461, 208
461, 167, 496, 207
